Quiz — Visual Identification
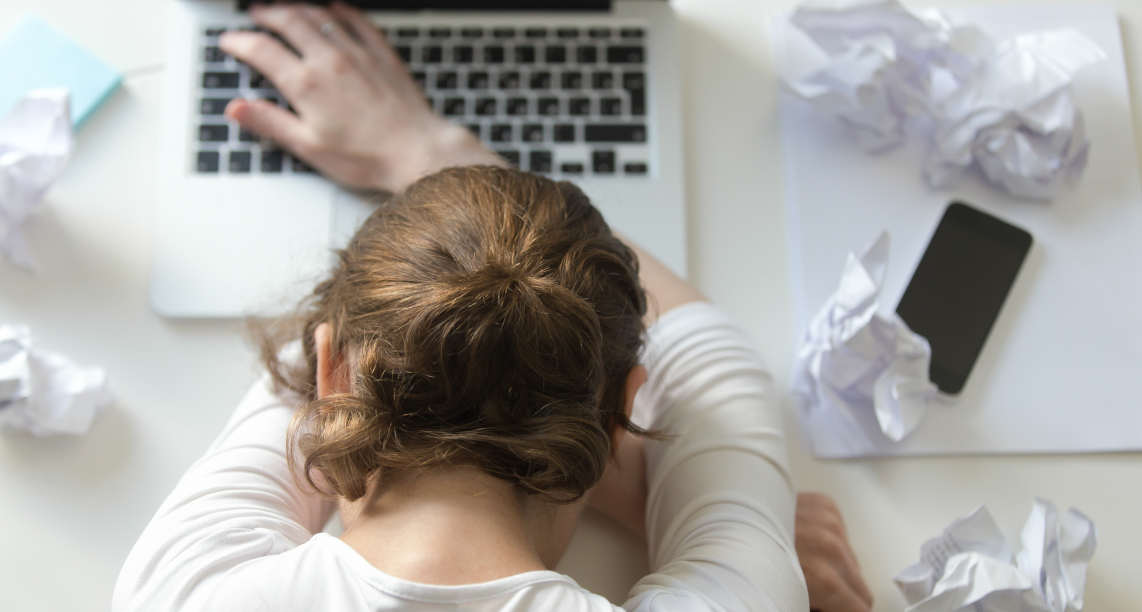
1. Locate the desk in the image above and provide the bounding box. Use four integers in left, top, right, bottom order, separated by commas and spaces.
1, 1, 1139, 610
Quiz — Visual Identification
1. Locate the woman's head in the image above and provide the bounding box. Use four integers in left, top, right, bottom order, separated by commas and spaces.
265, 165, 650, 504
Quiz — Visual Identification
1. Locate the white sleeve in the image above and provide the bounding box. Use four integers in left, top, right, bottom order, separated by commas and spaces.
622, 302, 809, 612
111, 376, 336, 612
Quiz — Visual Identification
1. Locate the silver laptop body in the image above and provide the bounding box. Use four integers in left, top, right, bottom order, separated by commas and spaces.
153, 0, 686, 317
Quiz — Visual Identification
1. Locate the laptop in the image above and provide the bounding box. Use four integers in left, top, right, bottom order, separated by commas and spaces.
153, 0, 686, 317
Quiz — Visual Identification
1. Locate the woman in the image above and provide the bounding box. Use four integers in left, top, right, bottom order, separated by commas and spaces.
114, 3, 872, 610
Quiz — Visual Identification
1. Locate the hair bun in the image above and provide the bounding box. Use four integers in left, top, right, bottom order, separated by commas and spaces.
268, 166, 651, 504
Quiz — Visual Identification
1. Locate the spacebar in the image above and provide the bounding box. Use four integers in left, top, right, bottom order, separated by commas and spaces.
585, 124, 647, 143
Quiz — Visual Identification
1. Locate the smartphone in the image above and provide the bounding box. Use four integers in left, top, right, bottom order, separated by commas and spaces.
896, 202, 1033, 395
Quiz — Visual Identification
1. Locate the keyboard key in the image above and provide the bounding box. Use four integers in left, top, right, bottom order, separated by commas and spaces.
592, 150, 615, 174
506, 97, 529, 116
468, 71, 490, 89
524, 27, 547, 39
600, 97, 622, 116
606, 45, 644, 63
498, 71, 521, 89
629, 88, 646, 116
492, 27, 515, 39
460, 27, 484, 39
560, 162, 584, 174
466, 123, 481, 137
200, 98, 230, 115
202, 71, 239, 89
529, 150, 552, 173
538, 97, 560, 116
586, 124, 647, 142
204, 27, 226, 37
620, 28, 645, 39
249, 71, 269, 89
622, 71, 645, 90
435, 71, 459, 89
423, 46, 443, 63
395, 45, 412, 63
196, 151, 220, 173
203, 46, 226, 63
412, 70, 427, 89
545, 45, 566, 64
522, 123, 544, 143
228, 150, 252, 173
426, 95, 439, 112
260, 149, 283, 173
556, 28, 579, 39
592, 71, 614, 89
496, 149, 521, 166
475, 97, 498, 116
554, 124, 575, 143
291, 155, 315, 173
491, 124, 513, 142
576, 45, 598, 64
624, 161, 648, 174
529, 71, 552, 90
198, 124, 229, 142
443, 97, 466, 116
484, 45, 505, 63
396, 27, 419, 38
428, 27, 452, 39
561, 71, 583, 89
238, 129, 258, 142
514, 45, 536, 64
452, 45, 474, 63
569, 97, 591, 116
588, 27, 611, 39
621, 71, 648, 115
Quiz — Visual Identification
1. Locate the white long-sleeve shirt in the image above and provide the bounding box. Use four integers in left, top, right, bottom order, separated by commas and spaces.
113, 302, 808, 611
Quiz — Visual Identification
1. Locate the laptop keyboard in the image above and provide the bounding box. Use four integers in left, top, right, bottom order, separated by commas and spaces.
195, 24, 650, 178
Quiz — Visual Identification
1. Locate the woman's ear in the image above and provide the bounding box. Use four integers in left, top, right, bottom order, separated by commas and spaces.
315, 323, 349, 398
612, 365, 648, 451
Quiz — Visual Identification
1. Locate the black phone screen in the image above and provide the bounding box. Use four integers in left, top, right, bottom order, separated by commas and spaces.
896, 202, 1032, 394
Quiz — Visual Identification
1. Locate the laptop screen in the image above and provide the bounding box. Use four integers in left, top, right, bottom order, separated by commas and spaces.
238, 1, 613, 10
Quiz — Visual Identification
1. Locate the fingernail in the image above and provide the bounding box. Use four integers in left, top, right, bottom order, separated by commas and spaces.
224, 98, 244, 120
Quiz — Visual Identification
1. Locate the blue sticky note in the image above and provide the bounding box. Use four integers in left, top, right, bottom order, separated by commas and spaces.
0, 15, 122, 128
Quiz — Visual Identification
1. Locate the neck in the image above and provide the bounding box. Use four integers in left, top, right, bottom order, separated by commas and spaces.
338, 465, 555, 585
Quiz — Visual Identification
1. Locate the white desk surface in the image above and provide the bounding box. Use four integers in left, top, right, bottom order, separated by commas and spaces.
1, 1, 1138, 610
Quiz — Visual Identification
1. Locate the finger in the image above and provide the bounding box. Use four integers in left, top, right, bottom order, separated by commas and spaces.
250, 3, 328, 58
805, 530, 873, 610
804, 562, 871, 612
298, 6, 368, 62
816, 580, 872, 612
838, 541, 875, 607
224, 98, 313, 155
219, 30, 301, 88
330, 1, 404, 68
798, 492, 839, 513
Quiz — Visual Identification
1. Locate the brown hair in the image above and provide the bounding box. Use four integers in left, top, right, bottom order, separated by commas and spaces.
261, 165, 654, 504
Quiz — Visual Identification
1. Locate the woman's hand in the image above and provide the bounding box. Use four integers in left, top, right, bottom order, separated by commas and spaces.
796, 493, 874, 612
218, 1, 502, 193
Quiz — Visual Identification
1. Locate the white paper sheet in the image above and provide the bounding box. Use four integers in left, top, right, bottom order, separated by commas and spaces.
776, 3, 1142, 456
0, 88, 73, 268
896, 499, 1096, 612
0, 325, 111, 436
781, 0, 1104, 200
793, 232, 937, 452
